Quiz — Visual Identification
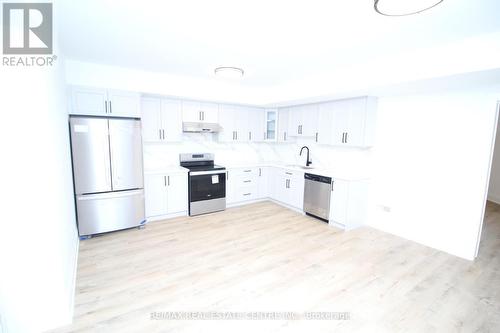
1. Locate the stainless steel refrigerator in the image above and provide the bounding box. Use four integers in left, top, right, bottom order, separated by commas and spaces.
69, 116, 145, 237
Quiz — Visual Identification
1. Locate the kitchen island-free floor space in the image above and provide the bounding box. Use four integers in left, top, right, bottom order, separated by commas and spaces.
50, 201, 500, 333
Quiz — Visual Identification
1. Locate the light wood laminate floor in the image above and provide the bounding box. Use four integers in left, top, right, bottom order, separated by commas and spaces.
50, 201, 500, 333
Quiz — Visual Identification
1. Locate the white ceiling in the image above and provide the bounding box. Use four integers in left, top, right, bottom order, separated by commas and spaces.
59, 0, 500, 103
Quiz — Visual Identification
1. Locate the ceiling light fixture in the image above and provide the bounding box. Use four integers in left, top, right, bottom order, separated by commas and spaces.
374, 0, 444, 16
214, 66, 244, 79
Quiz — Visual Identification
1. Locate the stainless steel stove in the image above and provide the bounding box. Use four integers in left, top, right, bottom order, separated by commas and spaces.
180, 153, 226, 216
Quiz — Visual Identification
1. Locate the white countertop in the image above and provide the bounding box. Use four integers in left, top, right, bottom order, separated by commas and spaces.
223, 162, 371, 181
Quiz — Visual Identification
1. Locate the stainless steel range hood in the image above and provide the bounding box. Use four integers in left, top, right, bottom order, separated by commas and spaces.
183, 122, 222, 133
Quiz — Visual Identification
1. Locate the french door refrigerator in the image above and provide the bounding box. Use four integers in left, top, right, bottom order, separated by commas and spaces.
69, 116, 145, 237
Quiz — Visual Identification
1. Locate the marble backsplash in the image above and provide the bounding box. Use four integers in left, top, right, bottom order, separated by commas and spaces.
143, 133, 373, 176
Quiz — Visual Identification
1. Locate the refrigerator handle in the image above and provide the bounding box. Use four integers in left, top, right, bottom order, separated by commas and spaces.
77, 189, 144, 200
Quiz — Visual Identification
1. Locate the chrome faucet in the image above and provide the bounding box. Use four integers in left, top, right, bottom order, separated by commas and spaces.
300, 146, 312, 167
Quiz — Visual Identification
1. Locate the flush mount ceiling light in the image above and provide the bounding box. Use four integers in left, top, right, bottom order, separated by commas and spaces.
214, 66, 244, 79
374, 0, 444, 16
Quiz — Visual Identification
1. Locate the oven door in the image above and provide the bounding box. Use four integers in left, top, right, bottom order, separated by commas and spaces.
189, 170, 226, 202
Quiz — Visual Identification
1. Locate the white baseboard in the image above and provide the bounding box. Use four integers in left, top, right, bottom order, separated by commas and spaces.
488, 193, 500, 205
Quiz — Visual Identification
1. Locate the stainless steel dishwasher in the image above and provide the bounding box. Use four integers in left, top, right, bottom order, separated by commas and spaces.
303, 173, 332, 222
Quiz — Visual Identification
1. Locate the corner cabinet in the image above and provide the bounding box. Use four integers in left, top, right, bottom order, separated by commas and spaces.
141, 97, 183, 143
70, 86, 140, 118
144, 172, 188, 219
218, 105, 266, 143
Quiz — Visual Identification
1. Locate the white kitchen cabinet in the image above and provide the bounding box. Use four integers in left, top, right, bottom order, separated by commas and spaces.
270, 168, 304, 210
182, 100, 219, 123
70, 86, 140, 118
145, 172, 188, 218
265, 109, 277, 141
288, 104, 318, 137
141, 97, 182, 143
246, 107, 266, 142
330, 97, 377, 147
218, 104, 238, 142
317, 102, 335, 144
277, 108, 292, 143
329, 178, 369, 230
226, 167, 268, 205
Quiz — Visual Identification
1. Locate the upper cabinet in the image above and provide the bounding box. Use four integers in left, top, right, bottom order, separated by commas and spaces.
277, 108, 292, 143
70, 86, 140, 118
218, 105, 266, 143
141, 97, 183, 143
288, 104, 318, 137
264, 109, 277, 141
318, 97, 377, 147
182, 101, 219, 123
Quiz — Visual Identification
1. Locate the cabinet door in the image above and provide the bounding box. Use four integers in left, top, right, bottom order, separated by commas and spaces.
265, 109, 277, 141
141, 98, 162, 143
71, 86, 108, 116
257, 167, 268, 198
107, 90, 141, 118
161, 99, 183, 142
234, 106, 249, 142
218, 104, 237, 142
317, 102, 334, 144
344, 98, 367, 147
200, 102, 219, 123
301, 104, 318, 137
288, 175, 305, 209
278, 108, 290, 142
331, 100, 350, 145
288, 106, 302, 136
182, 101, 202, 122
145, 174, 168, 217
248, 107, 265, 142
330, 179, 349, 226
166, 173, 188, 213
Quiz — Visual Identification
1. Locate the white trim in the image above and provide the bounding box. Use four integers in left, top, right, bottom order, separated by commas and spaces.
228, 198, 304, 214
487, 194, 500, 205
227, 198, 267, 208
476, 100, 500, 257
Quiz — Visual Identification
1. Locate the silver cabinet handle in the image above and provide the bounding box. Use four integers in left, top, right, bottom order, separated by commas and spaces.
168, 175, 170, 186
159, 129, 162, 140
285, 172, 292, 175
199, 111, 202, 121
244, 170, 251, 172
226, 172, 229, 180
315, 132, 318, 142
164, 176, 167, 187
342, 133, 345, 143
243, 193, 251, 196
345, 132, 348, 143
243, 180, 251, 183
162, 129, 166, 140
109, 101, 112, 113
331, 180, 334, 191
284, 132, 287, 141
249, 131, 252, 141
105, 100, 108, 113
259, 168, 261, 177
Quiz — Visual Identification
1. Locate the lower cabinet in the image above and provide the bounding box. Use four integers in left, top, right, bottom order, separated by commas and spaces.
145, 172, 188, 219
329, 179, 369, 230
269, 168, 304, 210
226, 167, 268, 205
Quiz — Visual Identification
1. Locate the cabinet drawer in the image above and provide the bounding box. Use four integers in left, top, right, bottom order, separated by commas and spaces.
236, 187, 258, 202
228, 167, 261, 178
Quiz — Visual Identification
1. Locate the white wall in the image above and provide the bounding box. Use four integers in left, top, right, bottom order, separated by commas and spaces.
368, 90, 499, 260
0, 4, 79, 332
488, 115, 500, 203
